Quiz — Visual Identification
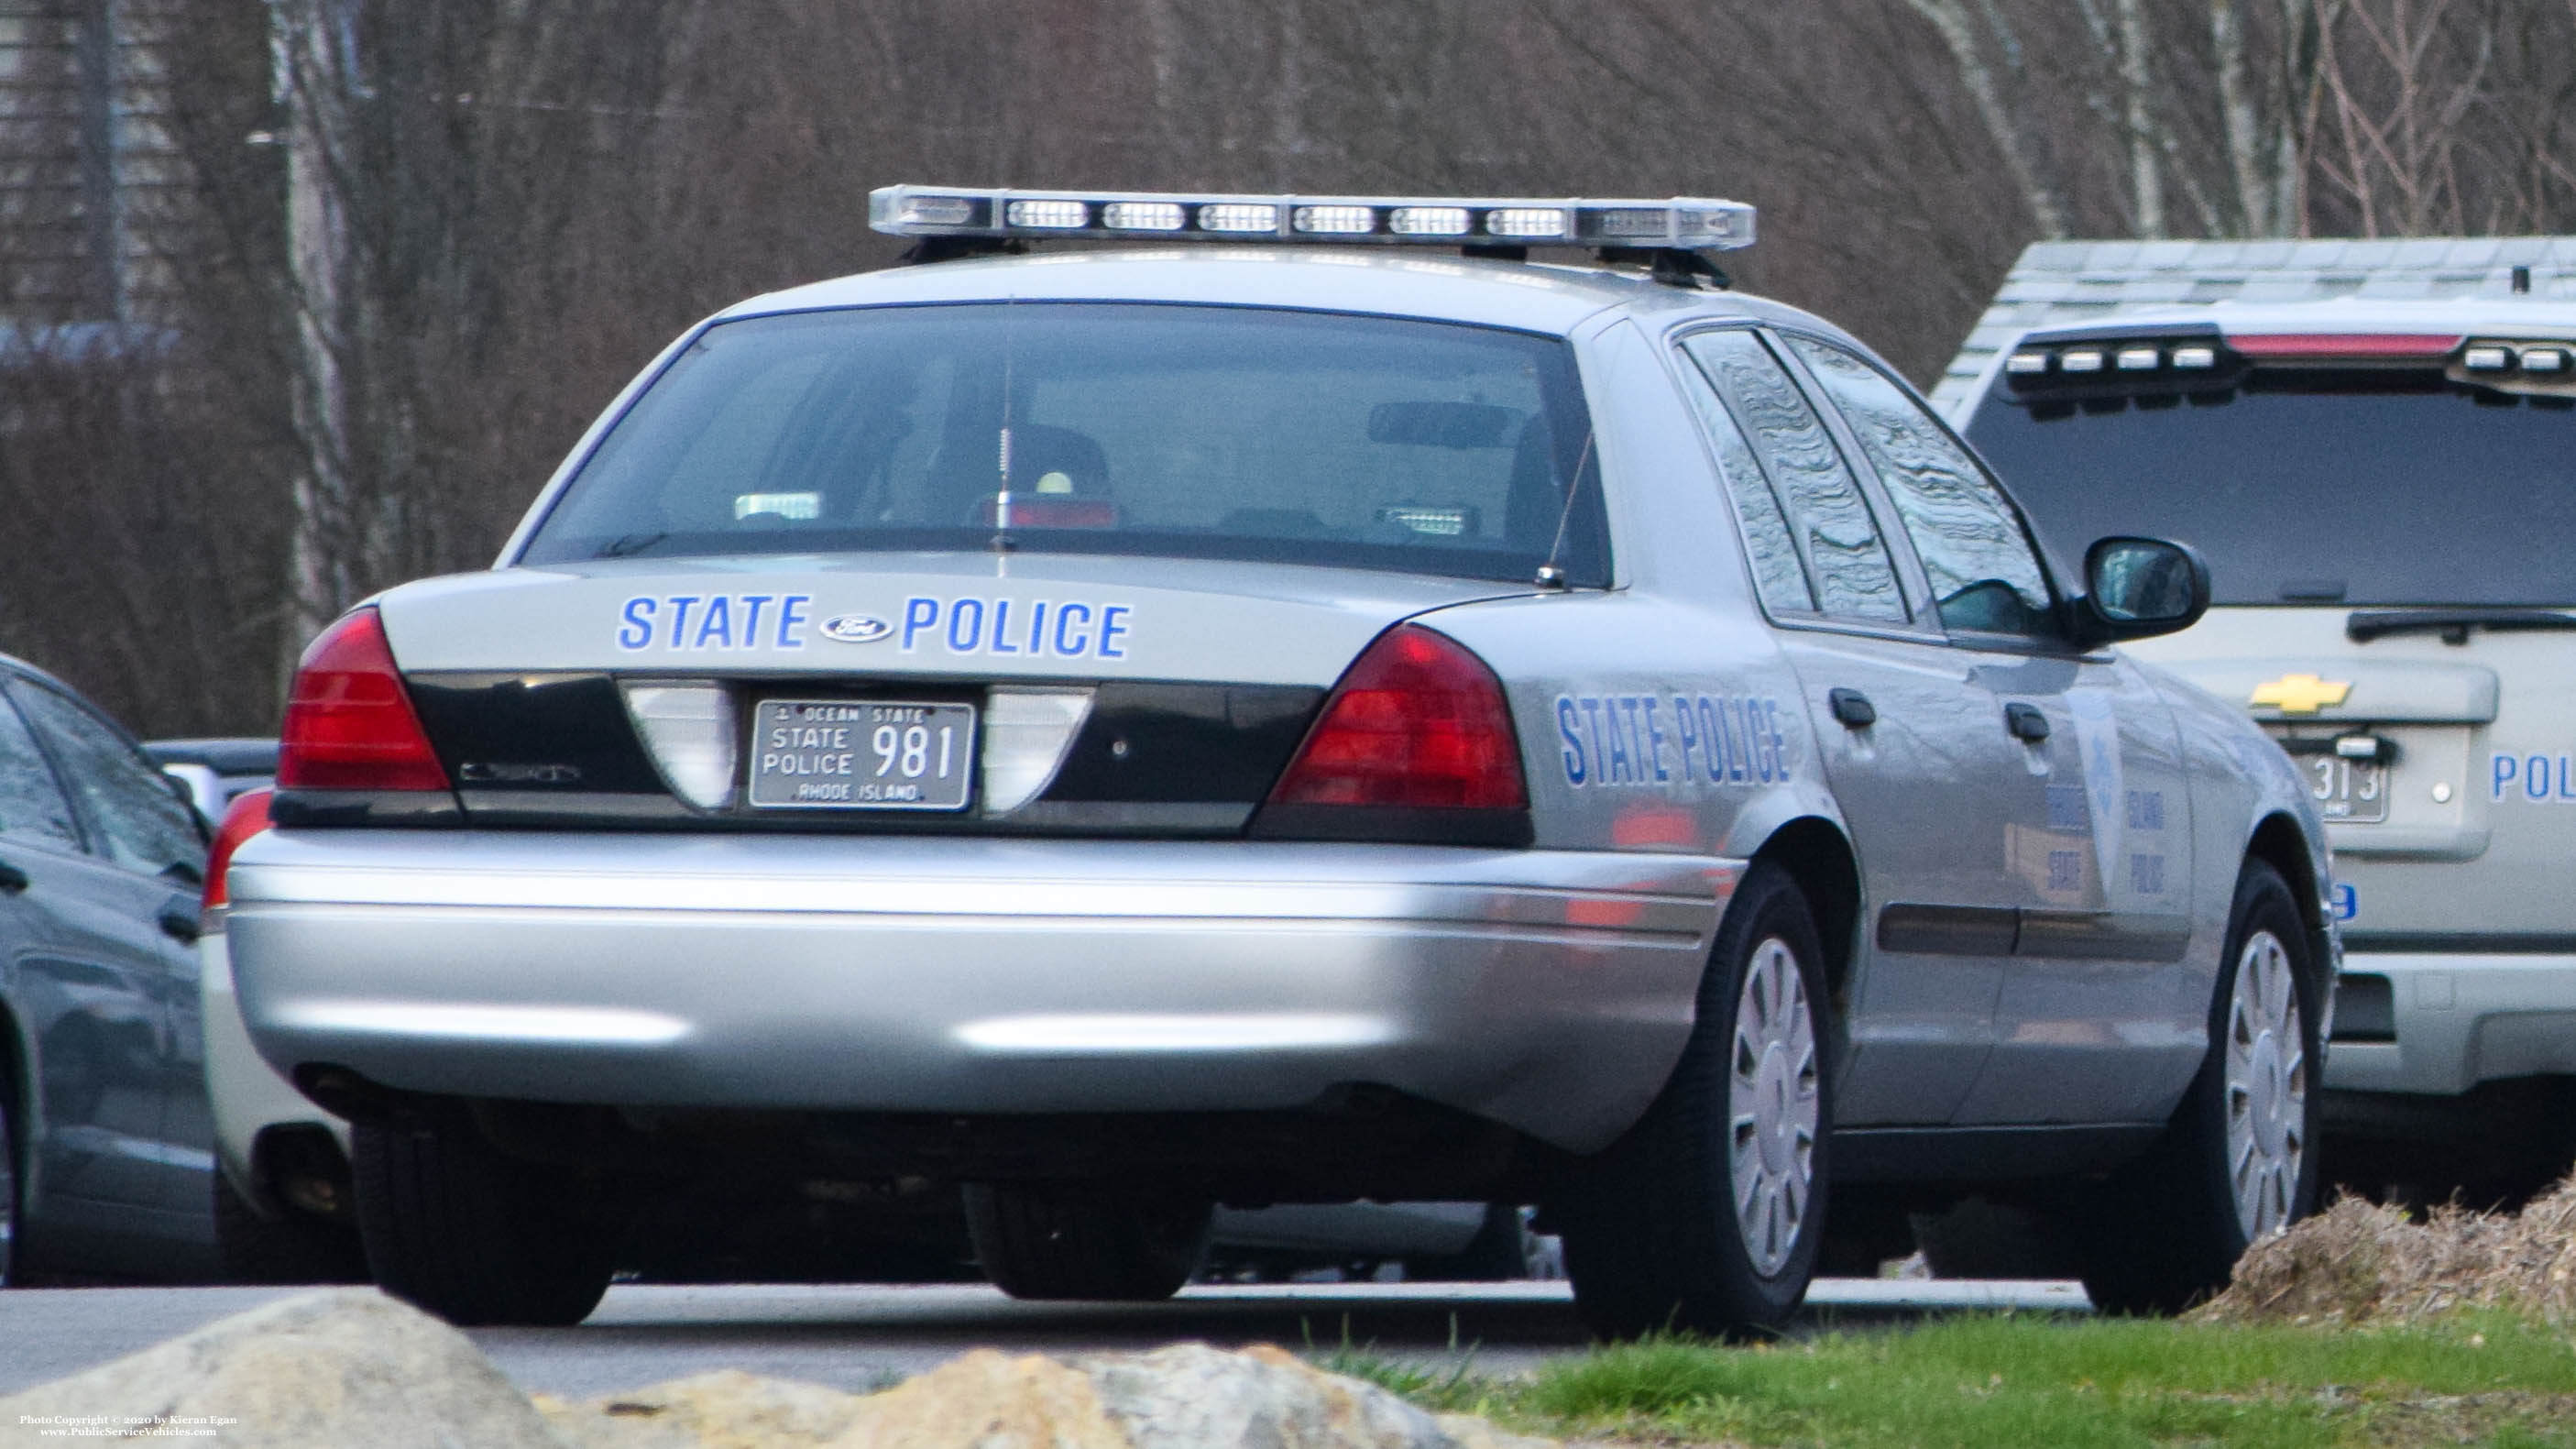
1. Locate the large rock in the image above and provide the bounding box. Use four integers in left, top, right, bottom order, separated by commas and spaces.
0, 1289, 565, 1449
540, 1343, 1551, 1449
2, 1289, 1552, 1449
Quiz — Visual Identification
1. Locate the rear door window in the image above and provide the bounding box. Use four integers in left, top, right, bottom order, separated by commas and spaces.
1681, 329, 1908, 623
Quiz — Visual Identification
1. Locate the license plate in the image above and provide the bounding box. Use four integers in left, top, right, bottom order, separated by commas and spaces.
749, 699, 976, 810
2305, 753, 2387, 823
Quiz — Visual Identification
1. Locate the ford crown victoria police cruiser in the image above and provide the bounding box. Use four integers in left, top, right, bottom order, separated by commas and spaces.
1958, 294, 2576, 1205
216, 187, 2338, 1332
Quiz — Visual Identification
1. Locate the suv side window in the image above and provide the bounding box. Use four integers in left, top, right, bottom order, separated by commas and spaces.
1680, 330, 1908, 624
0, 684, 81, 850
7, 681, 203, 880
1783, 335, 2060, 641
1674, 346, 1817, 614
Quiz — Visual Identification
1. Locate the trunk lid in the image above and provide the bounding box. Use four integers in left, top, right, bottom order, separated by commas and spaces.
366, 554, 1529, 835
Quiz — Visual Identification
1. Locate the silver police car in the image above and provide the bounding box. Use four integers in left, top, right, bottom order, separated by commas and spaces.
220, 187, 2337, 1333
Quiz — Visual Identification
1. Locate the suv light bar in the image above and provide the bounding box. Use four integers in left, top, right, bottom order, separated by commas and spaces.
870, 185, 1756, 253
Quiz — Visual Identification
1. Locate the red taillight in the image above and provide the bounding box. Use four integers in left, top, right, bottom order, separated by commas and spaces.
203, 787, 273, 913
2226, 333, 2461, 359
275, 608, 450, 792
1268, 624, 1527, 810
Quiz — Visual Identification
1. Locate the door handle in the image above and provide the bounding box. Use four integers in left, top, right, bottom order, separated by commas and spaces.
1827, 688, 1877, 729
2004, 702, 2052, 742
159, 906, 203, 945
0, 860, 26, 894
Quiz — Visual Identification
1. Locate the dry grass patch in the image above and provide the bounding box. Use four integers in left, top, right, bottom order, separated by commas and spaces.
2199, 1177, 2576, 1326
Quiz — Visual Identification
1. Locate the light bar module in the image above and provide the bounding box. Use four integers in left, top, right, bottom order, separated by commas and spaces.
870, 185, 1758, 253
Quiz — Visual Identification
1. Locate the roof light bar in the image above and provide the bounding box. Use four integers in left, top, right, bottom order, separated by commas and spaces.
2522, 346, 2571, 374
2116, 346, 2161, 371
1101, 201, 1185, 232
2463, 345, 2516, 371
869, 185, 1758, 252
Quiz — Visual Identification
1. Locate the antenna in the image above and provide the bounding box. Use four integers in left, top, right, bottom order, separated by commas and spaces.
1537, 430, 1598, 589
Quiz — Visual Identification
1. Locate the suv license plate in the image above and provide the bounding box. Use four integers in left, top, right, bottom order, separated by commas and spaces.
749, 699, 976, 810
2307, 754, 2387, 823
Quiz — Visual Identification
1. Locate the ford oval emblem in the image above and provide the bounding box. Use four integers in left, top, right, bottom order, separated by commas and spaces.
819, 612, 893, 644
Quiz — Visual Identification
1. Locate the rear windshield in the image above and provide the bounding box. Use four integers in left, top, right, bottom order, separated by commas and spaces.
520, 302, 1608, 586
1967, 368, 2576, 606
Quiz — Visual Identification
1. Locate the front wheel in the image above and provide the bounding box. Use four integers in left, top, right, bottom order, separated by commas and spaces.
1555, 862, 1830, 1339
2076, 860, 2321, 1314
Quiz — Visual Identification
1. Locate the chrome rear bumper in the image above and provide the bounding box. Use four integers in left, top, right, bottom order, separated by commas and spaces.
227, 831, 1732, 1153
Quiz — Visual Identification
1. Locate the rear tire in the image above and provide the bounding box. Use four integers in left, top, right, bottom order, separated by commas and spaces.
214, 1172, 367, 1285
963, 1182, 1210, 1301
352, 1112, 623, 1326
1555, 862, 1830, 1339
2075, 861, 2321, 1315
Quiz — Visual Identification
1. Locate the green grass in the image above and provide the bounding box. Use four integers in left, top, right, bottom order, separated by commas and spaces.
1315, 1313, 2576, 1448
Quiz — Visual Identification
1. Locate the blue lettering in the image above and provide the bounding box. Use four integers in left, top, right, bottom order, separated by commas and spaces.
1557, 697, 1588, 785
618, 597, 656, 650
2530, 755, 2551, 802
2559, 756, 2576, 800
2494, 752, 2520, 800
1580, 697, 1607, 778
902, 597, 939, 651
991, 599, 1020, 654
1099, 605, 1131, 659
776, 594, 810, 649
1026, 601, 1048, 653
1606, 699, 1634, 784
1054, 602, 1093, 656
948, 598, 986, 653
1642, 697, 1670, 782
665, 596, 702, 648
1672, 696, 1701, 781
740, 594, 773, 649
1701, 697, 1731, 782
694, 595, 733, 650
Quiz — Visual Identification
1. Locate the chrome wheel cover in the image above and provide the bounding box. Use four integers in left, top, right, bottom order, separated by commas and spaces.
2225, 929, 2307, 1241
1728, 937, 1819, 1277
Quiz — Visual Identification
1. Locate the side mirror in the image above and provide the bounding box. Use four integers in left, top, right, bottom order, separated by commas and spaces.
2078, 536, 2210, 645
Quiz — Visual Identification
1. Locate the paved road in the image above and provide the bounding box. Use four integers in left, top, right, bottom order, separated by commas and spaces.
0, 1279, 2088, 1399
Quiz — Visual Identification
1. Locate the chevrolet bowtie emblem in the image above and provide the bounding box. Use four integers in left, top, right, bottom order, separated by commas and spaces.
2249, 673, 2352, 715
